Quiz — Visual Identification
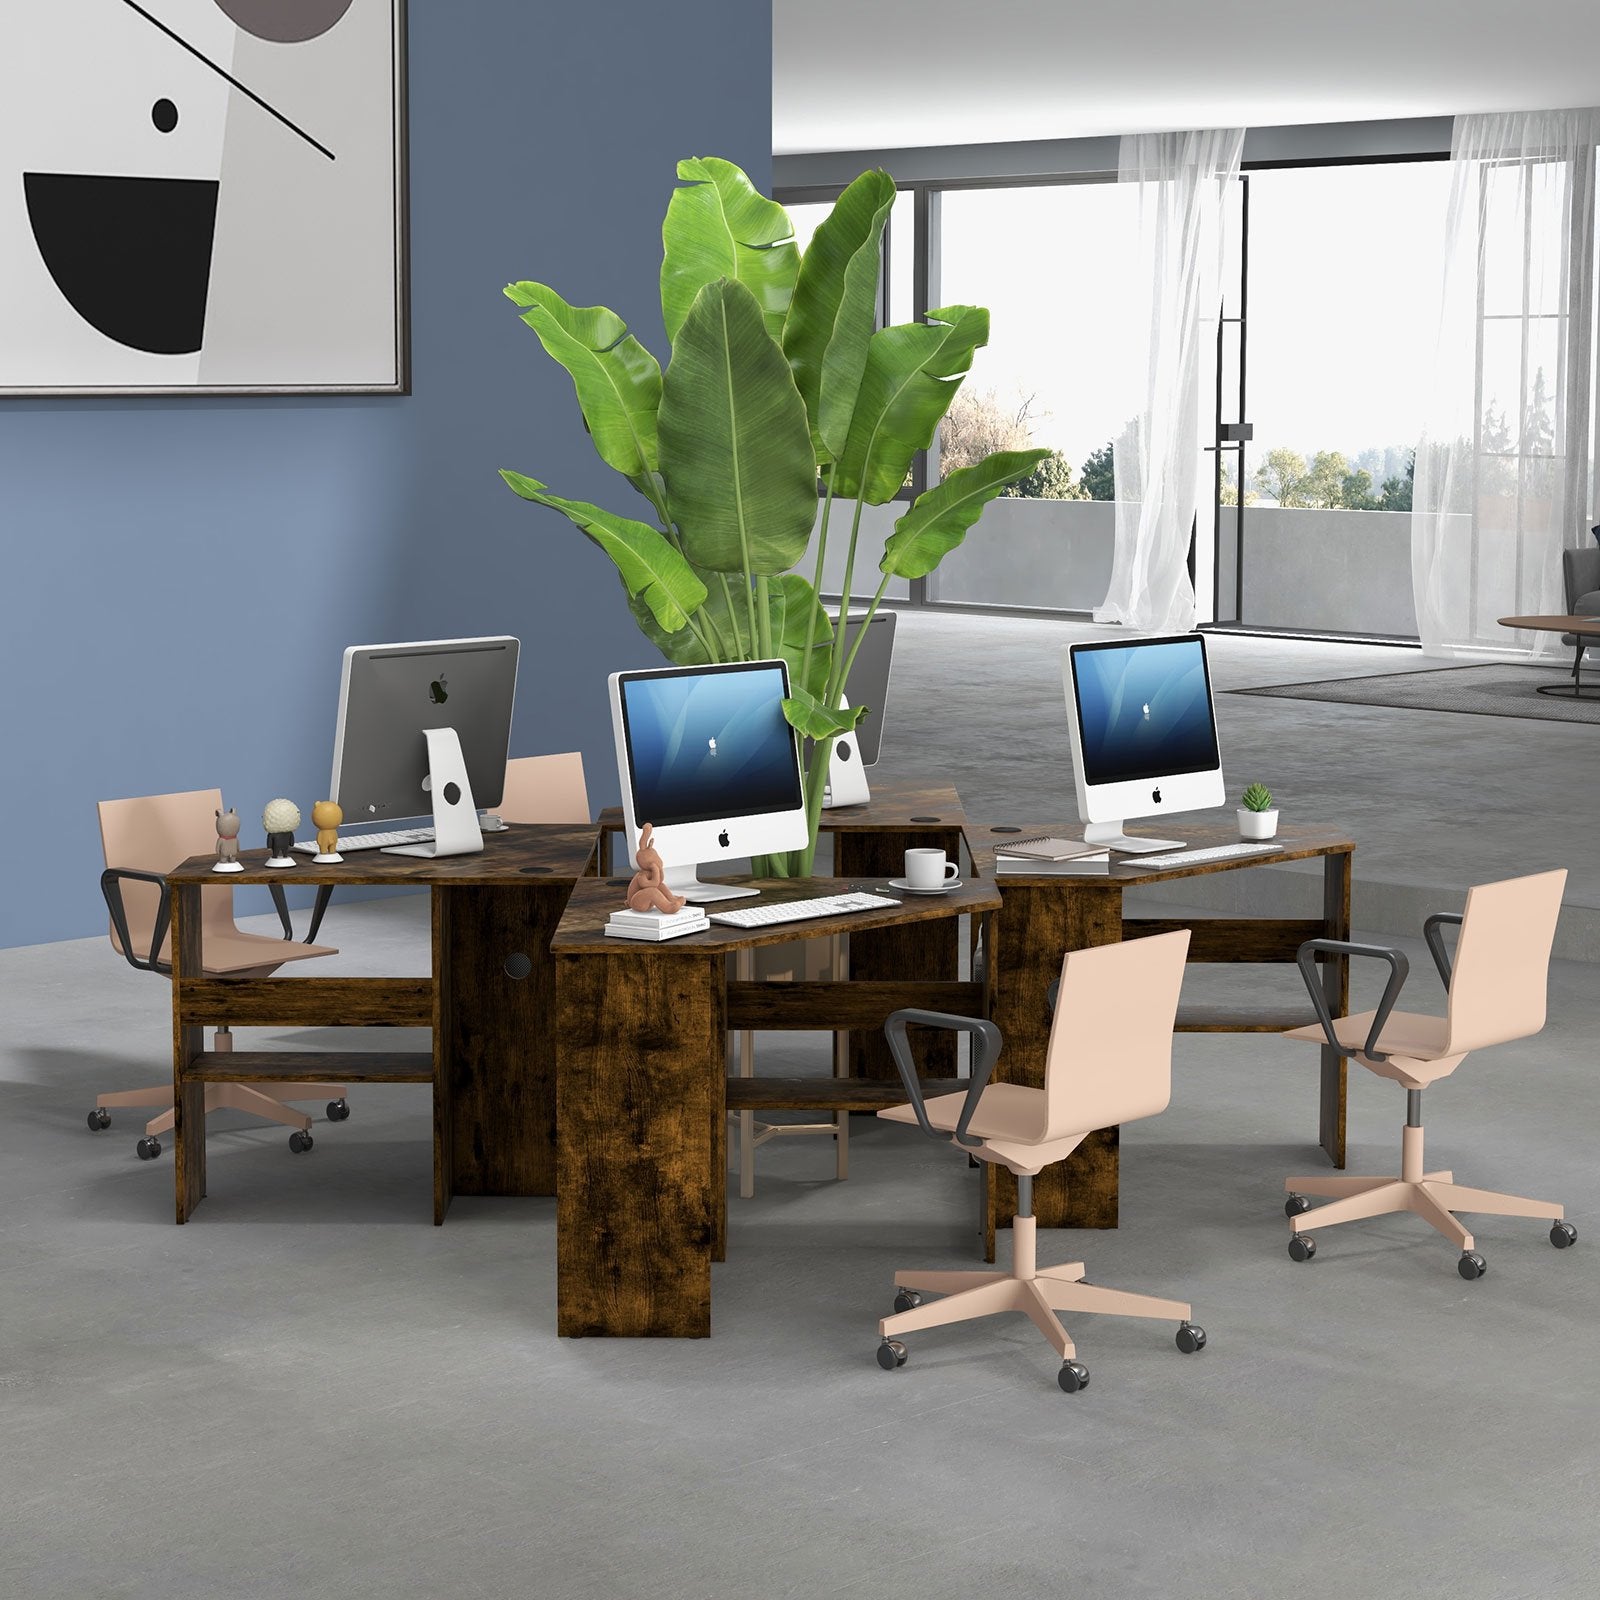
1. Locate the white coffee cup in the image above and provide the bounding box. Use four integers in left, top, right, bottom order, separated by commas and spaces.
905, 847, 959, 890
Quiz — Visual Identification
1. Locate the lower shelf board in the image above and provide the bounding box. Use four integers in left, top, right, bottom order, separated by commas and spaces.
184, 1050, 434, 1084
1175, 1004, 1319, 1033
726, 1076, 967, 1113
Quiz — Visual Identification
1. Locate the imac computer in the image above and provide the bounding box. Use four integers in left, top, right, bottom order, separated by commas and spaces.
819, 610, 897, 808
1062, 633, 1224, 853
609, 658, 809, 903
329, 636, 520, 858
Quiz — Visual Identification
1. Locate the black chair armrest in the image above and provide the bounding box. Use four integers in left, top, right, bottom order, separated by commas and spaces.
1295, 938, 1410, 1063
884, 1009, 1002, 1149
268, 882, 295, 941
1423, 912, 1463, 989
100, 867, 173, 976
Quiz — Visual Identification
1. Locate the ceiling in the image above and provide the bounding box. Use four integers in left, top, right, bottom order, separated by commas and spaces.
773, 0, 1600, 155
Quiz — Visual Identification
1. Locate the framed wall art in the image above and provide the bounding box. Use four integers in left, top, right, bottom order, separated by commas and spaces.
0, 0, 408, 395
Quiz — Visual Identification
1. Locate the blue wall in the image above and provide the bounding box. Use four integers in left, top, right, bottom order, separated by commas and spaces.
0, 1, 773, 947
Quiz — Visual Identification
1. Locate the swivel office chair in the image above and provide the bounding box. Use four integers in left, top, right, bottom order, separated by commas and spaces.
1281, 869, 1574, 1278
94, 790, 345, 1160
874, 930, 1206, 1393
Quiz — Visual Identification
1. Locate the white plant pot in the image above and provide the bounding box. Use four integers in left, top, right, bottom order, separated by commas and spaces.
1237, 807, 1279, 841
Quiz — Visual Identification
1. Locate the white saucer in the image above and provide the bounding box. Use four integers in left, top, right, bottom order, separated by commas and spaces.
887, 876, 963, 895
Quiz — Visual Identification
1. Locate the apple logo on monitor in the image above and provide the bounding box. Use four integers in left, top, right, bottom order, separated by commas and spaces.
707, 737, 717, 753
1142, 702, 1150, 719
429, 676, 449, 705
718, 829, 730, 848
1152, 787, 1162, 804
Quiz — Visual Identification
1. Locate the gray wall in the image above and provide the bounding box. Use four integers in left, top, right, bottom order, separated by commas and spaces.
0, 1, 772, 947
929, 498, 1114, 611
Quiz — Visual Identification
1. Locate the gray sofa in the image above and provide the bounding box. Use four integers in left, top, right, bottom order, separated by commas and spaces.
1562, 546, 1600, 654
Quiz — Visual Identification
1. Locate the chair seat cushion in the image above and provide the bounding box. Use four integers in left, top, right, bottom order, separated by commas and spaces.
1283, 1008, 1466, 1088
879, 1082, 1089, 1175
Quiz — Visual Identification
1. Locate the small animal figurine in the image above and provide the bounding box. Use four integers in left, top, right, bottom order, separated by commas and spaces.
626, 823, 687, 914
213, 807, 243, 873
262, 797, 301, 868
312, 799, 343, 862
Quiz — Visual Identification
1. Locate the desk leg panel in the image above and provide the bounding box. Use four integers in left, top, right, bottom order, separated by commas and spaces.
556, 952, 723, 1337
439, 884, 566, 1205
1320, 852, 1352, 1169
986, 882, 1123, 1255
172, 883, 206, 1223
835, 827, 962, 1080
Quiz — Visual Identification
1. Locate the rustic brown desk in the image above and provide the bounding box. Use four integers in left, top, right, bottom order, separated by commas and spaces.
967, 820, 1354, 1257
164, 824, 599, 1225
550, 873, 1002, 1337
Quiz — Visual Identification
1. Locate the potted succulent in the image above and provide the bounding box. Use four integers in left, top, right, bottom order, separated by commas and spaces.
499, 158, 1046, 875
1238, 783, 1279, 841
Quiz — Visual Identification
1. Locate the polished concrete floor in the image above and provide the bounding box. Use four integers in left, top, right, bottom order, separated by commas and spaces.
4, 622, 1598, 1599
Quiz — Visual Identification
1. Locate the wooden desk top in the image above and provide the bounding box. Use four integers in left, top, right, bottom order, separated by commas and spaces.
595, 778, 966, 836
1498, 614, 1600, 636
168, 822, 600, 887
551, 873, 1001, 955
965, 819, 1355, 887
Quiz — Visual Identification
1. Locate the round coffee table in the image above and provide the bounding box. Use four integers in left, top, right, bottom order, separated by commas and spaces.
1498, 615, 1600, 697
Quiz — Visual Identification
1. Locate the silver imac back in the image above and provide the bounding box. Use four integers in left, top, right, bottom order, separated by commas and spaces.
331, 637, 519, 828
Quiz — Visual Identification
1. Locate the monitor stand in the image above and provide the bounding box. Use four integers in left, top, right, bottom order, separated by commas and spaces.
662, 864, 759, 904
383, 727, 484, 859
1083, 820, 1183, 855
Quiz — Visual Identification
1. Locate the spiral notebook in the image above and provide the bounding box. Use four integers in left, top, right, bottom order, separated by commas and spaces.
992, 835, 1107, 862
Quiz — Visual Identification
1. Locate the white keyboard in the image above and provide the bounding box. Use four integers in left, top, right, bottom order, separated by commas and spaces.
293, 827, 435, 854
708, 891, 902, 929
1125, 842, 1284, 869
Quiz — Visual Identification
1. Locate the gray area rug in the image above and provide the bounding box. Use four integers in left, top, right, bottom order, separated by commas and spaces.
1231, 662, 1600, 724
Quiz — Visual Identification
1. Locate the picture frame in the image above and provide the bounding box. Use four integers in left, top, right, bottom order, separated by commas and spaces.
0, 0, 409, 396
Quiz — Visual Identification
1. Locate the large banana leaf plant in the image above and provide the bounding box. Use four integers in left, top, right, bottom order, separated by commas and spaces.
501, 157, 1046, 874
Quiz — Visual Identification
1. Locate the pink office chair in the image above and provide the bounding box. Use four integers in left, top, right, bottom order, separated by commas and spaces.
874, 929, 1204, 1393
1281, 869, 1574, 1278
497, 752, 589, 824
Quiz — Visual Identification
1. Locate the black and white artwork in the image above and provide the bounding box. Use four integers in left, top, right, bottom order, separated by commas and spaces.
1, 1, 406, 394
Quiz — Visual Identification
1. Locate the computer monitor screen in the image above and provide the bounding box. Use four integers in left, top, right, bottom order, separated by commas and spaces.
609, 659, 808, 901
1062, 633, 1224, 851
331, 637, 519, 823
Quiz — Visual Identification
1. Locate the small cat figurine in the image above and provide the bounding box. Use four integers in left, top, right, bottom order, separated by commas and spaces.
215, 807, 242, 866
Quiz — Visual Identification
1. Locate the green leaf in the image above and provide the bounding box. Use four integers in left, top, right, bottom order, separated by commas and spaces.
657, 278, 818, 576
880, 450, 1050, 580
780, 683, 867, 740
661, 157, 800, 344
504, 283, 662, 483
782, 170, 896, 463
499, 471, 707, 632
764, 573, 833, 700
626, 584, 712, 666
829, 306, 990, 504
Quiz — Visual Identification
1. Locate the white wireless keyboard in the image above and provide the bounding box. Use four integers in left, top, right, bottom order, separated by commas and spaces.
293, 827, 435, 854
708, 890, 902, 929
1125, 842, 1284, 869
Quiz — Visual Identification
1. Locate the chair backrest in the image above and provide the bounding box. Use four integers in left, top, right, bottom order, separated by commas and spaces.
97, 788, 237, 963
1042, 929, 1191, 1140
498, 752, 590, 825
1444, 869, 1566, 1054
1562, 546, 1600, 611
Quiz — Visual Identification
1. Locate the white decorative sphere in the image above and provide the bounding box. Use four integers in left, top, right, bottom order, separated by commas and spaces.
262, 798, 302, 833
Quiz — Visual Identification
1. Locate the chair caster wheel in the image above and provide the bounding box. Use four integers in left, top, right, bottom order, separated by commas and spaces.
136, 1136, 161, 1160
288, 1130, 314, 1154
88, 1108, 110, 1131
1284, 1193, 1310, 1217
1458, 1251, 1486, 1280
1288, 1235, 1315, 1262
326, 1098, 350, 1122
1550, 1221, 1576, 1249
1176, 1322, 1206, 1354
876, 1339, 907, 1371
893, 1290, 922, 1314
1057, 1361, 1090, 1394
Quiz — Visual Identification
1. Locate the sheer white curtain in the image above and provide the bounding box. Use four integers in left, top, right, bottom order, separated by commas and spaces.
1412, 108, 1600, 657
1097, 127, 1244, 634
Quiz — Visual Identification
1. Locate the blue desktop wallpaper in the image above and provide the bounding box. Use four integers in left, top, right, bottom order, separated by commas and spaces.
621, 666, 802, 826
1073, 640, 1220, 785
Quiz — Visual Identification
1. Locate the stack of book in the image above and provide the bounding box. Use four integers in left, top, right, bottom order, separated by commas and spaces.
604, 905, 710, 942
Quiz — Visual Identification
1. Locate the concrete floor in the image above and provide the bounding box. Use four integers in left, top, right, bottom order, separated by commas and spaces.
4, 621, 1598, 1599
